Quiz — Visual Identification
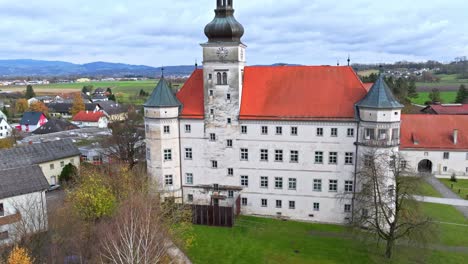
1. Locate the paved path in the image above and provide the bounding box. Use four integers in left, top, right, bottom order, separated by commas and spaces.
414, 196, 468, 207
425, 176, 468, 218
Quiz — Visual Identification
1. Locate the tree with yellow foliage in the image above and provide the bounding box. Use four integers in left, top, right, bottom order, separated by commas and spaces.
15, 99, 28, 114
27, 101, 48, 115
0, 137, 14, 149
7, 245, 33, 264
70, 93, 85, 117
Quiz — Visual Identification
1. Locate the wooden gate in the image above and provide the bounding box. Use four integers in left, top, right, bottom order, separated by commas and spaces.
192, 205, 234, 227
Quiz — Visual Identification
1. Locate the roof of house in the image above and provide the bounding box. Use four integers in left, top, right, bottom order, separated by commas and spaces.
0, 165, 49, 199
145, 77, 181, 108
421, 104, 468, 115
72, 111, 107, 122
97, 101, 127, 116
176, 69, 204, 119
20, 112, 45, 125
32, 118, 79, 135
0, 139, 81, 169
48, 103, 97, 114
239, 66, 368, 120
400, 115, 468, 150
356, 75, 404, 109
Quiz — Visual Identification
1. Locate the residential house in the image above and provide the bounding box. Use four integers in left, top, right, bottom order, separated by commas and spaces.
48, 103, 99, 119
91, 94, 108, 102
27, 97, 39, 106
97, 101, 127, 122
72, 110, 108, 128
32, 118, 79, 135
421, 104, 468, 115
0, 165, 49, 246
0, 139, 81, 186
0, 118, 12, 139
19, 112, 48, 132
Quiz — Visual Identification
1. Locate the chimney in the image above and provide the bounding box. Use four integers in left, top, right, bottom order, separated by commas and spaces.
453, 129, 458, 145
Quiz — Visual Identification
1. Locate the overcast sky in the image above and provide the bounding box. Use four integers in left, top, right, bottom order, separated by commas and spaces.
0, 0, 466, 66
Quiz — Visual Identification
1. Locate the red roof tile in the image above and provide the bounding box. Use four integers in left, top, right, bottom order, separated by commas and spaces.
363, 83, 374, 91
239, 66, 368, 120
424, 104, 468, 115
177, 69, 204, 119
400, 115, 468, 150
72, 111, 106, 122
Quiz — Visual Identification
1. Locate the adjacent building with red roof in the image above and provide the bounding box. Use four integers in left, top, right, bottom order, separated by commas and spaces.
421, 104, 468, 115
72, 110, 108, 128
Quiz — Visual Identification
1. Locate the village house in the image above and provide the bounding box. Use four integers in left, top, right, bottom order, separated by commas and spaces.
47, 103, 99, 119
97, 101, 127, 122
0, 165, 49, 246
72, 110, 108, 128
0, 118, 12, 139
32, 118, 79, 135
18, 112, 48, 132
421, 104, 468, 115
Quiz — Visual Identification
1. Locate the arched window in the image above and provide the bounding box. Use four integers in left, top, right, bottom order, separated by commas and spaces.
222, 72, 228, 85
217, 72, 222, 85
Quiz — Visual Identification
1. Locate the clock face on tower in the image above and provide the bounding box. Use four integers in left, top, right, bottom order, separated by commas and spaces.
216, 47, 229, 59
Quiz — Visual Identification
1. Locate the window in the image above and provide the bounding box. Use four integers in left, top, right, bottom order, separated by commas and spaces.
227, 118, 232, 124
228, 190, 234, 198
241, 175, 249, 187
344, 204, 352, 213
276, 126, 283, 135
329, 152, 337, 164
290, 150, 299, 163
208, 73, 212, 80
345, 181, 354, 192
210, 133, 216, 141
313, 179, 322, 192
401, 160, 407, 169
241, 125, 247, 134
164, 125, 170, 134
345, 152, 354, 165
164, 149, 172, 161
211, 160, 218, 168
291, 127, 298, 136
365, 128, 375, 140
217, 72, 222, 85
60, 161, 65, 167
222, 72, 228, 85
347, 128, 354, 137
261, 126, 268, 135
242, 197, 248, 206
0, 203, 4, 216
275, 150, 283, 162
209, 90, 214, 96
260, 149, 269, 161
275, 177, 283, 189
329, 180, 338, 192
240, 148, 249, 161
288, 178, 297, 190
165, 175, 173, 186
315, 151, 323, 164
185, 148, 193, 160
261, 199, 268, 207
378, 129, 387, 140
227, 93, 231, 100
147, 148, 151, 161
50, 164, 54, 170
70, 159, 74, 164
289, 201, 295, 209
331, 128, 338, 137
466, 167, 468, 173
443, 152, 450, 160
186, 173, 193, 185
313, 203, 320, 211
424, 152, 429, 156
443, 166, 448, 172
210, 109, 214, 115
260, 176, 268, 188
392, 128, 400, 140
364, 155, 372, 167
188, 194, 193, 202
276, 200, 282, 208
316, 128, 323, 136
227, 139, 233, 148
185, 124, 191, 133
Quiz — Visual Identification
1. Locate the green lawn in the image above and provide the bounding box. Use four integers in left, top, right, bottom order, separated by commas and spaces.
187, 215, 468, 264
412, 180, 443, 197
439, 179, 468, 200
411, 91, 457, 105
415, 74, 468, 88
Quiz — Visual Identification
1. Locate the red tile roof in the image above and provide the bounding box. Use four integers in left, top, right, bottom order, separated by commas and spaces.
239, 66, 368, 120
363, 83, 374, 91
72, 111, 106, 122
400, 115, 468, 150
177, 69, 204, 119
423, 104, 468, 115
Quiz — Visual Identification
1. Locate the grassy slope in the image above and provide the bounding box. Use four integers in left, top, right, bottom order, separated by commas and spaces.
439, 179, 468, 200
414, 180, 443, 198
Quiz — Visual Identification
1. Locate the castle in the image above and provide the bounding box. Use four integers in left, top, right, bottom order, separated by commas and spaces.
144, 0, 468, 223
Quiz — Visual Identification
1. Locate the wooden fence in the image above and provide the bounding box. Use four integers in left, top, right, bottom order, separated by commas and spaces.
192, 205, 234, 227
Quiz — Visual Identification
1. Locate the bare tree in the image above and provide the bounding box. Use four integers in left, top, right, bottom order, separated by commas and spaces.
352, 150, 432, 259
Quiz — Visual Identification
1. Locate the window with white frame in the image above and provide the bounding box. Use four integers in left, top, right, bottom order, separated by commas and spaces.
345, 152, 354, 165
329, 180, 338, 192
288, 178, 297, 190
165, 175, 173, 186
241, 197, 248, 206
240, 148, 249, 161
331, 128, 338, 137
185, 148, 193, 160
276, 126, 283, 135
227, 93, 231, 100
345, 181, 354, 192
276, 200, 282, 208
316, 128, 323, 136
227, 139, 233, 147
186, 173, 193, 185
163, 125, 170, 134
241, 175, 249, 187
313, 202, 320, 211
291, 127, 298, 136
260, 176, 268, 188
188, 194, 193, 202
289, 201, 295, 209
347, 128, 354, 137
227, 168, 234, 176
260, 149, 268, 161
210, 133, 216, 141
211, 160, 218, 168
261, 126, 268, 135
164, 149, 172, 161
443, 166, 448, 172
228, 190, 234, 198
392, 128, 400, 140
261, 199, 268, 207
227, 118, 232, 124
364, 128, 375, 140
315, 151, 323, 164
275, 177, 283, 189
313, 179, 322, 192
364, 155, 372, 167
290, 150, 299, 163
275, 150, 283, 162
241, 125, 247, 134
443, 152, 450, 159
185, 124, 191, 133
210, 109, 214, 115
329, 152, 337, 164
60, 161, 65, 167
344, 204, 352, 213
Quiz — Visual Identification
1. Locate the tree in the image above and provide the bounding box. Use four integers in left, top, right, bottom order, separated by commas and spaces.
59, 163, 78, 183
139, 89, 149, 97
82, 85, 94, 95
455, 84, 467, 103
429, 88, 441, 102
407, 80, 418, 99
70, 93, 85, 116
27, 101, 48, 114
2, 106, 10, 118
352, 151, 432, 259
0, 137, 15, 149
15, 99, 28, 114
25, 85, 36, 99
106, 87, 113, 94
7, 245, 34, 264
108, 94, 116, 102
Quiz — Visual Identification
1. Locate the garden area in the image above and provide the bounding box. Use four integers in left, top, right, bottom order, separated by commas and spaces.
439, 179, 468, 200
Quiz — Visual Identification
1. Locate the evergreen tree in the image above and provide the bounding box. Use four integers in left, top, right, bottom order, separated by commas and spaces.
108, 94, 116, 102
82, 85, 94, 95
2, 106, 9, 118
59, 163, 78, 183
25, 85, 36, 99
106, 87, 113, 94
407, 80, 418, 98
429, 88, 441, 103
455, 84, 467, 103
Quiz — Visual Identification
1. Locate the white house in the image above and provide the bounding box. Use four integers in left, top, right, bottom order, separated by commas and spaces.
0, 165, 49, 246
19, 112, 48, 132
0, 118, 12, 139
72, 110, 109, 128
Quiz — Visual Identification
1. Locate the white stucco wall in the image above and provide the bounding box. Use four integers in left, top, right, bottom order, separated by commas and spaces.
38, 156, 80, 185
401, 149, 468, 176
0, 119, 12, 139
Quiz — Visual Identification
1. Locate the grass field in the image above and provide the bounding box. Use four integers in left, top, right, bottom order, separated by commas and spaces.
410, 91, 457, 105
413, 179, 443, 197
415, 74, 468, 91
439, 179, 468, 200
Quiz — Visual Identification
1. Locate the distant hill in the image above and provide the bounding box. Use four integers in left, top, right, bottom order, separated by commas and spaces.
0, 59, 199, 78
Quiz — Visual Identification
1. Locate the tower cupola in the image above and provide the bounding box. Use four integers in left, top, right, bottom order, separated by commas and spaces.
204, 0, 244, 43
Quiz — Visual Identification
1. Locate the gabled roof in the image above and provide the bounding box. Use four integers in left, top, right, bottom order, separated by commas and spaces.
145, 77, 181, 108
72, 111, 107, 122
0, 165, 49, 199
176, 69, 204, 119
0, 139, 81, 169
20, 112, 45, 125
400, 115, 468, 150
32, 118, 79, 135
239, 66, 368, 120
421, 104, 468, 115
48, 103, 98, 114
356, 75, 404, 109
97, 101, 127, 116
